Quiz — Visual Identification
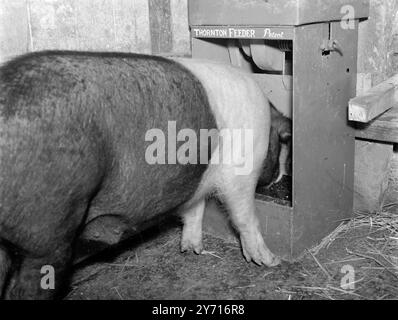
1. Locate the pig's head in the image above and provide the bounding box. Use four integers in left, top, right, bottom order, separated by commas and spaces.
258, 105, 292, 188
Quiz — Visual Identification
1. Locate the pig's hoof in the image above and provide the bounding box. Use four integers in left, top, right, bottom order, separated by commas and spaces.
181, 238, 203, 255
240, 234, 280, 267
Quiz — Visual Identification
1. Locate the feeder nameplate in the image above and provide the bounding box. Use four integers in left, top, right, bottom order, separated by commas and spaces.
191, 26, 294, 40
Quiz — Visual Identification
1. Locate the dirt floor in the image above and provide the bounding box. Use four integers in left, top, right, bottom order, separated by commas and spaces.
67, 206, 398, 300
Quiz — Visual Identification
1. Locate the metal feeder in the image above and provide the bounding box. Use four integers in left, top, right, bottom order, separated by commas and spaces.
189, 0, 370, 261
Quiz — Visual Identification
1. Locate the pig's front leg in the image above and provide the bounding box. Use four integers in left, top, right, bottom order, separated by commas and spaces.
221, 168, 281, 267
180, 200, 206, 255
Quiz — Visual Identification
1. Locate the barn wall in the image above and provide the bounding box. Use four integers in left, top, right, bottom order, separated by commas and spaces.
358, 0, 398, 86
0, 0, 30, 62
1, 0, 396, 82
0, 0, 190, 63
357, 0, 398, 208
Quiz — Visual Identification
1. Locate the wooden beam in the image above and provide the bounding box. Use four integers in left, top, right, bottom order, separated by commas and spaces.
349, 74, 398, 123
355, 107, 398, 144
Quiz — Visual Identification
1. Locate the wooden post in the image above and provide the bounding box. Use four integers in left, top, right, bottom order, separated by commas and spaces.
148, 0, 173, 54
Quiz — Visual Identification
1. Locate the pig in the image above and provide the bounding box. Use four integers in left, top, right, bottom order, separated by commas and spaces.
258, 104, 292, 188
0, 51, 280, 300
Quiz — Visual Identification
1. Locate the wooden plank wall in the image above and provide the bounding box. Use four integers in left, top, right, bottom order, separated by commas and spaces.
0, 0, 30, 62
1, 0, 396, 80
357, 0, 398, 92
356, 0, 398, 208
0, 0, 190, 63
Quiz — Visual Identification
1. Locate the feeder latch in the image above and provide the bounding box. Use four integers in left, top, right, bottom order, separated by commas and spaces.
320, 39, 343, 56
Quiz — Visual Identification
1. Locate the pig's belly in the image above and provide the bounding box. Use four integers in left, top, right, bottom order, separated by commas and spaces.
86, 160, 211, 227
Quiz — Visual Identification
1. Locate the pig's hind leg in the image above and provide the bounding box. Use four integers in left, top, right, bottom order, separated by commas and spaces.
3, 201, 90, 300
5, 246, 73, 300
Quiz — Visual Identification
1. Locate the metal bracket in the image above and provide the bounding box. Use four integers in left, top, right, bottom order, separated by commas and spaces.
320, 39, 343, 56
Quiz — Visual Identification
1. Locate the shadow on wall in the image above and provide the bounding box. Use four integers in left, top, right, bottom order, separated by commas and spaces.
0, 0, 191, 63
